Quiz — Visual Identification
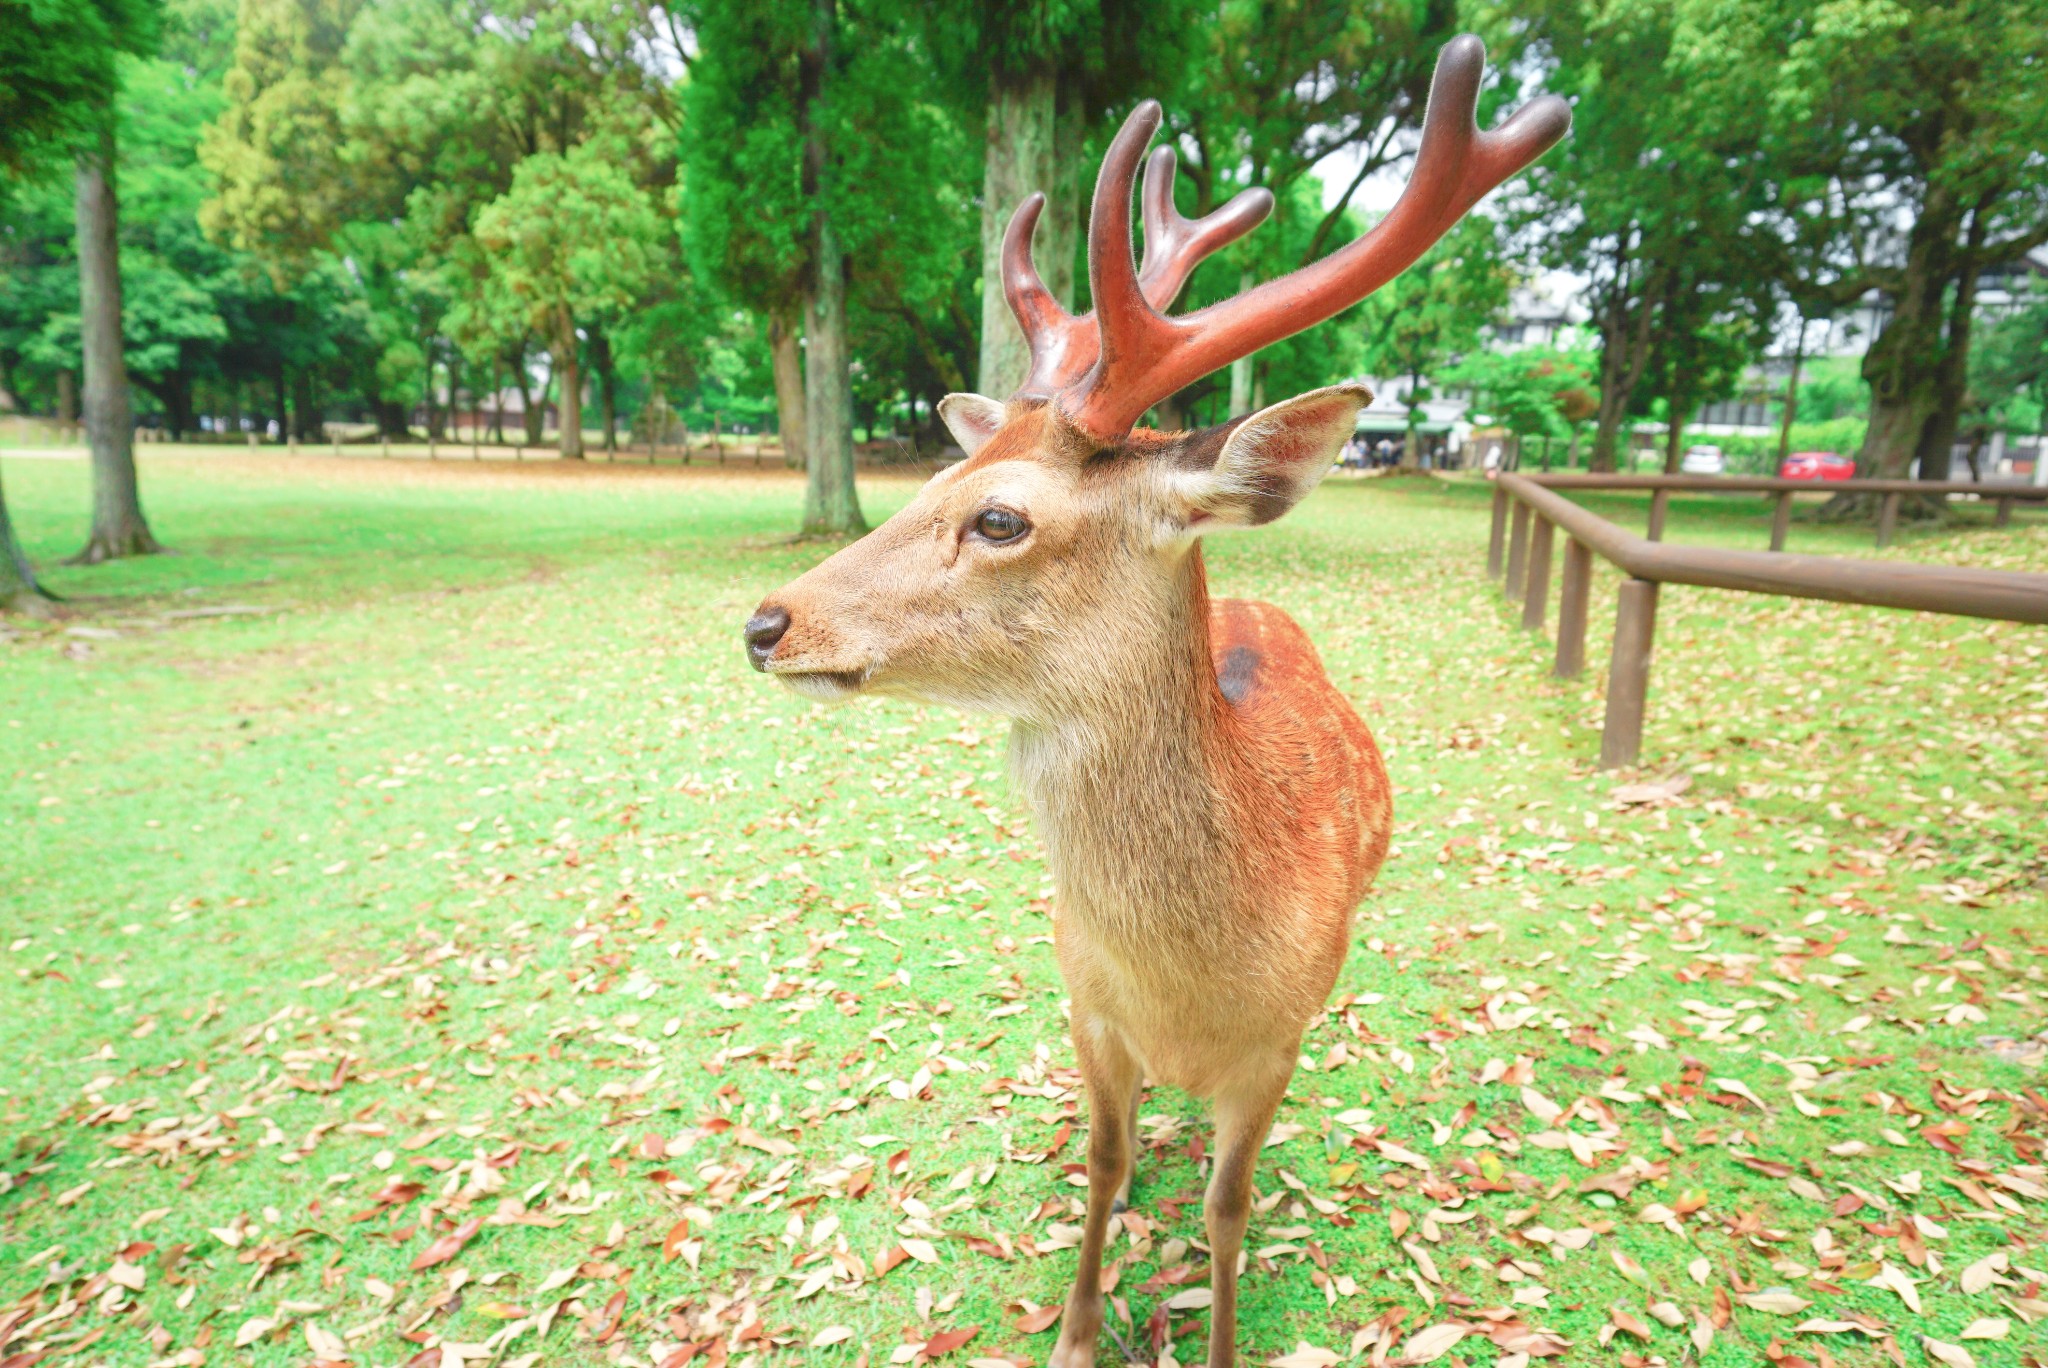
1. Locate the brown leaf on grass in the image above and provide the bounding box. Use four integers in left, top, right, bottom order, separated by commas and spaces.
1396, 1323, 1466, 1364
1608, 1308, 1651, 1339
588, 1289, 627, 1343
347, 1180, 424, 1222
408, 1217, 482, 1270
1921, 1339, 1974, 1368
662, 1218, 692, 1263
1610, 775, 1690, 806
1010, 1305, 1061, 1334
922, 1326, 979, 1357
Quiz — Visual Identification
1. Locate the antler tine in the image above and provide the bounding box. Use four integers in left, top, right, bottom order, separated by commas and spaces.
1003, 192, 1095, 400
1004, 106, 1277, 404
1063, 35, 1570, 441
1082, 100, 1173, 386
1136, 145, 1274, 308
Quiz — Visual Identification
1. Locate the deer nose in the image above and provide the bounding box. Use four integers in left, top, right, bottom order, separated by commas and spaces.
744, 606, 790, 670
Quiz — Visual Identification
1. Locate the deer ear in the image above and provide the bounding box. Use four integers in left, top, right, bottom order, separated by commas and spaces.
1179, 384, 1371, 527
937, 393, 1007, 456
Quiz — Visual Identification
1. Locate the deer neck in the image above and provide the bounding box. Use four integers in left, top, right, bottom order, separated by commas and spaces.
1007, 547, 1238, 917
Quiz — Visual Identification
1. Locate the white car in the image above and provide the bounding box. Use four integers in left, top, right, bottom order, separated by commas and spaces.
1679, 445, 1726, 476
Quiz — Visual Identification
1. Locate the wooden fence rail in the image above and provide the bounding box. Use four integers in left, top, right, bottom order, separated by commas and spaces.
1487, 474, 2048, 770
1519, 472, 2047, 550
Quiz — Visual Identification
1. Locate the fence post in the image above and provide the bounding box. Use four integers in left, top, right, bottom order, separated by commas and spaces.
1487, 486, 1508, 577
1505, 500, 1531, 600
1555, 538, 1592, 677
1876, 492, 1900, 548
1600, 578, 1660, 770
1647, 488, 1670, 542
1995, 496, 2013, 527
1522, 516, 1554, 631
1769, 490, 1793, 552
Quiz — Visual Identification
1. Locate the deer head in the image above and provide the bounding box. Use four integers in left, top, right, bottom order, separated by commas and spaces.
745, 36, 1568, 716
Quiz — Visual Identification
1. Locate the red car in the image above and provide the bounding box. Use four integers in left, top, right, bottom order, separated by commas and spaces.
1780, 451, 1855, 481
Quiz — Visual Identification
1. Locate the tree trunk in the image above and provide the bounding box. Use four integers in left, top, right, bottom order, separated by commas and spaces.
0, 468, 55, 616
1776, 317, 1807, 466
800, 0, 864, 536
272, 361, 288, 444
1662, 410, 1683, 474
1589, 256, 1660, 474
977, 65, 1081, 398
1914, 245, 1983, 493
1227, 271, 1259, 417
56, 368, 78, 433
520, 351, 548, 445
554, 312, 584, 458
1852, 194, 1962, 485
70, 124, 159, 563
1398, 370, 1421, 470
1154, 390, 1186, 432
592, 329, 618, 452
769, 307, 808, 470
291, 367, 318, 442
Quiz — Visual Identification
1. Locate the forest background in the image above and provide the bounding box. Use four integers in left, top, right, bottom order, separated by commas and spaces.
2, 0, 2047, 572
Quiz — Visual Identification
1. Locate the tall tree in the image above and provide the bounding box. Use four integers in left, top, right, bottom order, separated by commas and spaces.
73, 119, 163, 560
679, 2, 812, 469
797, 0, 861, 533
472, 145, 661, 459
1165, 0, 1459, 418
913, 2, 1202, 399
1671, 0, 2048, 501
688, 0, 976, 532
1514, 0, 1771, 471
1358, 215, 1509, 466
0, 0, 162, 602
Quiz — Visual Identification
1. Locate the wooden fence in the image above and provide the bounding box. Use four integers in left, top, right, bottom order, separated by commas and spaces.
1487, 474, 2048, 769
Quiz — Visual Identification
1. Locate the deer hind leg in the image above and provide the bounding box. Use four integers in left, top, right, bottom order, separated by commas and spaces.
1049, 1028, 1141, 1368
1203, 1063, 1293, 1368
1114, 1073, 1142, 1211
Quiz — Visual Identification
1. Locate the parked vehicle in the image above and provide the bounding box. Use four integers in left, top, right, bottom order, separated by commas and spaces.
1679, 444, 1726, 475
1779, 450, 1856, 482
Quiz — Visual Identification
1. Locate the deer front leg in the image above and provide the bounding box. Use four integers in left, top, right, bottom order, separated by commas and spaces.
1202, 1063, 1293, 1368
1049, 1026, 1140, 1368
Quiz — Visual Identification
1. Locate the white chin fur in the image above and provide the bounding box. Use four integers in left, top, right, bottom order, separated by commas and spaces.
778, 672, 864, 703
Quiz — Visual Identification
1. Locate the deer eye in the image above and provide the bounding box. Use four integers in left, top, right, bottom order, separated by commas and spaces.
972, 508, 1029, 543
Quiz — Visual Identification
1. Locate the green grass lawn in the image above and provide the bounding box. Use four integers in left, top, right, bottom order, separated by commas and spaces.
3, 448, 2044, 1368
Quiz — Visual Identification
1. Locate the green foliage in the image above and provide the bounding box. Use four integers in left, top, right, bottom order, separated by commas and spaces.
1664, 0, 2048, 473
0, 0, 161, 173
1360, 215, 1511, 398
1791, 355, 1871, 424
1445, 342, 1600, 443
1972, 288, 2048, 435
1712, 419, 1870, 472
1506, 0, 1777, 466
681, 0, 982, 417
473, 146, 662, 348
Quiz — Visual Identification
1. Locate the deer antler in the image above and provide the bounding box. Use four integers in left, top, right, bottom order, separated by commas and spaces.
1017, 34, 1569, 441
1003, 130, 1272, 402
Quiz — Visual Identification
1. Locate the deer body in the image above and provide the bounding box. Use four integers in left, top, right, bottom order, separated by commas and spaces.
1020, 574, 1390, 1099
745, 37, 1565, 1367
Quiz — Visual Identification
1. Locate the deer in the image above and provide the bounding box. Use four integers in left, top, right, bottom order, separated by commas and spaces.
743, 36, 1567, 1368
